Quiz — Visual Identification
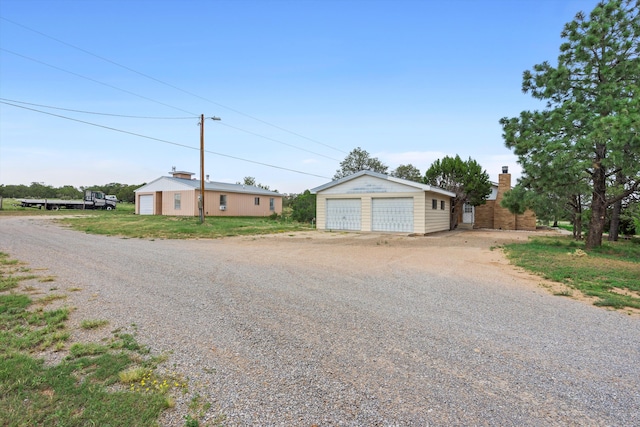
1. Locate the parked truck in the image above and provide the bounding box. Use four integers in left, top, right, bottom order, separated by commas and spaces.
19, 190, 117, 211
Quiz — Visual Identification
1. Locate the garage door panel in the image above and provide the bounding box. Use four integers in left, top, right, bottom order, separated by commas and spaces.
372, 198, 413, 232
326, 199, 361, 231
139, 195, 153, 215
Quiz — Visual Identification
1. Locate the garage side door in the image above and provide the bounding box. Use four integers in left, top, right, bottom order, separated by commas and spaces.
326, 199, 361, 231
139, 194, 154, 215
371, 198, 414, 232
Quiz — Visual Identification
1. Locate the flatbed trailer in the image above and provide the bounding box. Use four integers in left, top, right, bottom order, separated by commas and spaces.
19, 190, 116, 211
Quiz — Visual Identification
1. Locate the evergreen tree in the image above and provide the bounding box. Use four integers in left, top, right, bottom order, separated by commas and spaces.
424, 155, 492, 230
501, 0, 640, 248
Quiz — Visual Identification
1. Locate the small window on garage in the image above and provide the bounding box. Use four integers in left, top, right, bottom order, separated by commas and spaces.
269, 198, 275, 211
174, 193, 181, 210
441, 200, 445, 210
255, 197, 260, 206
432, 199, 437, 210
220, 194, 227, 207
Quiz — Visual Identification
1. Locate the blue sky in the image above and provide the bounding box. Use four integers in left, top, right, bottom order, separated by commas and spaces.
0, 0, 599, 193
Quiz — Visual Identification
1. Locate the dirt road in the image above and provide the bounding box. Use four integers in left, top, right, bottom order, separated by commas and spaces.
1, 217, 638, 426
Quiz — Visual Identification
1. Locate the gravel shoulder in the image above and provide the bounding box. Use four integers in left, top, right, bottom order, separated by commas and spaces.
1, 217, 638, 426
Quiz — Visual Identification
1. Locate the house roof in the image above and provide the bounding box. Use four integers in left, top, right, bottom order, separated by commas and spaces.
135, 176, 282, 197
310, 170, 456, 197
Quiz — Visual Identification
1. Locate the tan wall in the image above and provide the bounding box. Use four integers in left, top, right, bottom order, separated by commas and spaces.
315, 196, 326, 229
516, 210, 537, 231
361, 196, 372, 232
474, 201, 495, 229
162, 190, 196, 216
424, 194, 450, 234
474, 173, 537, 230
414, 195, 426, 235
135, 191, 163, 215
137, 190, 282, 217
200, 191, 282, 217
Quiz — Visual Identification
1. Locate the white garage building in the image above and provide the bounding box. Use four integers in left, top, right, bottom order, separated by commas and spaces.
311, 171, 455, 234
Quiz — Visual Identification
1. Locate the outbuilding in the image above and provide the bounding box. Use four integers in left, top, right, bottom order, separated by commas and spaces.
311, 170, 455, 234
134, 170, 282, 217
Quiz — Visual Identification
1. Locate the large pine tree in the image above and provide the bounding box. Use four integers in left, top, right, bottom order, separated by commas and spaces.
501, 0, 640, 248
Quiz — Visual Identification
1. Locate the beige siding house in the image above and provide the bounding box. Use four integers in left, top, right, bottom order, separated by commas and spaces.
134, 170, 282, 217
311, 171, 455, 234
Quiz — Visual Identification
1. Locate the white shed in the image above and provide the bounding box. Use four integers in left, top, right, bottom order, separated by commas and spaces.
311, 171, 455, 234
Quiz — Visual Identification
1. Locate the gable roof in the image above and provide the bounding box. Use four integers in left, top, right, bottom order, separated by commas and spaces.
310, 170, 456, 197
135, 176, 281, 197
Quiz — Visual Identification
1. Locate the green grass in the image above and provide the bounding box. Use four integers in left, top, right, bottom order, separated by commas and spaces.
0, 253, 37, 292
0, 253, 201, 426
2, 198, 313, 238
80, 319, 109, 329
503, 236, 640, 310
58, 211, 312, 239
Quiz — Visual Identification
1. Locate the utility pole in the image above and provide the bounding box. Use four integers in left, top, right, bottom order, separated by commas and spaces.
199, 114, 221, 224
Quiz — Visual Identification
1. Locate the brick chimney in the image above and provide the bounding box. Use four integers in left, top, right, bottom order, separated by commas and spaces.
494, 166, 515, 230
169, 170, 195, 180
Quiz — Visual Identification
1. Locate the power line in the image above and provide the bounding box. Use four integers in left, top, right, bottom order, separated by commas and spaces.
1, 48, 341, 162
0, 16, 347, 155
219, 122, 339, 161
0, 101, 331, 180
0, 97, 340, 161
0, 98, 196, 119
0, 48, 198, 116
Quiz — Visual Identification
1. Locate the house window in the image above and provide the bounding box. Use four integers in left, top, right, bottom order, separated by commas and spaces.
219, 194, 227, 207
174, 193, 181, 210
441, 200, 445, 210
432, 199, 437, 210
255, 197, 260, 206
269, 198, 275, 211
464, 203, 473, 213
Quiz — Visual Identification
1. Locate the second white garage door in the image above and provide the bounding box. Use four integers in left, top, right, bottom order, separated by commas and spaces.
139, 194, 154, 215
371, 198, 414, 232
326, 199, 361, 231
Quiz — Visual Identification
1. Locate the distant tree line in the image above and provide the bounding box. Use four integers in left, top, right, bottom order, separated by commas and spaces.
0, 182, 142, 203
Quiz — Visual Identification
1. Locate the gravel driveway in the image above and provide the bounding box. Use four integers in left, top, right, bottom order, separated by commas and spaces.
1, 216, 639, 426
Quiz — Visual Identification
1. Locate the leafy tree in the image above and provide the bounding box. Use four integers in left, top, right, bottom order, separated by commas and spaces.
424, 155, 492, 230
289, 190, 316, 223
236, 176, 277, 192
333, 147, 388, 180
390, 164, 422, 182
115, 184, 140, 203
0, 184, 29, 198
500, 0, 640, 249
240, 177, 256, 186
57, 185, 82, 199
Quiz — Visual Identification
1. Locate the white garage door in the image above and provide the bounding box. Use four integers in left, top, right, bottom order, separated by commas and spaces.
326, 199, 361, 231
371, 198, 414, 232
139, 194, 154, 215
